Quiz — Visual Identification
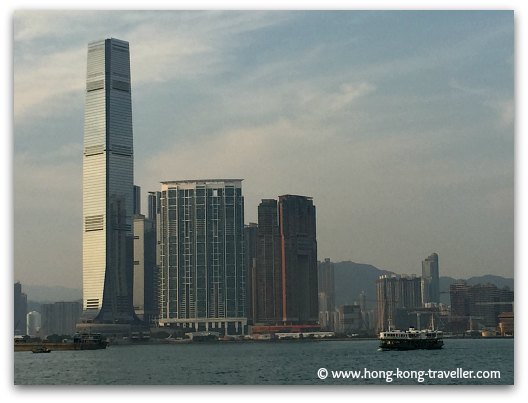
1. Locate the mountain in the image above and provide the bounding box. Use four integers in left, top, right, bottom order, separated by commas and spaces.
20, 268, 513, 309
22, 285, 82, 303
333, 262, 514, 308
333, 261, 393, 309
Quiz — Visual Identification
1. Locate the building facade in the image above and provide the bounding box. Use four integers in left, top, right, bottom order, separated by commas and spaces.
337, 304, 363, 335
318, 258, 336, 331
41, 301, 82, 337
376, 274, 422, 331
82, 38, 137, 324
133, 214, 159, 324
14, 282, 28, 335
279, 195, 318, 324
26, 311, 41, 338
158, 180, 246, 335
449, 281, 514, 332
244, 223, 258, 324
255, 199, 282, 324
421, 253, 440, 305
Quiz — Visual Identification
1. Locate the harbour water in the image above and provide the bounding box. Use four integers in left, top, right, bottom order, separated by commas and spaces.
14, 338, 513, 385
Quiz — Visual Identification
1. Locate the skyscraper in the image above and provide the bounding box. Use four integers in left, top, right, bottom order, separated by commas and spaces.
279, 195, 318, 324
14, 282, 27, 335
376, 274, 422, 331
82, 38, 136, 324
422, 253, 440, 305
255, 199, 282, 324
158, 180, 246, 335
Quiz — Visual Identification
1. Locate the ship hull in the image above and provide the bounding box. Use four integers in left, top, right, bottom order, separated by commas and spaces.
15, 342, 107, 352
379, 339, 443, 351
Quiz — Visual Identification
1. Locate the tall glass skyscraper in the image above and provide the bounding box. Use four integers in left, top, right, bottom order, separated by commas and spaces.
421, 252, 440, 305
82, 38, 136, 323
158, 180, 247, 335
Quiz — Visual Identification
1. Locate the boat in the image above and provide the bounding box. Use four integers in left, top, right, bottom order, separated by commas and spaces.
378, 326, 444, 350
15, 333, 108, 352
31, 346, 51, 353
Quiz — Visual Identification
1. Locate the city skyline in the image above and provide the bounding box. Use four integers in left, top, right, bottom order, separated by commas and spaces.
13, 11, 514, 289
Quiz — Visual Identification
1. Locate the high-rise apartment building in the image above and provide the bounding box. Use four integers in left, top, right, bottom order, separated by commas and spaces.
376, 274, 422, 331
279, 195, 318, 324
421, 253, 440, 305
158, 180, 246, 335
82, 38, 136, 324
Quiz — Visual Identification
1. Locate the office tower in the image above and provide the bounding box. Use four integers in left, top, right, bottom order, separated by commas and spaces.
279, 195, 318, 324
26, 311, 41, 337
158, 180, 246, 335
41, 302, 82, 337
82, 38, 137, 324
376, 274, 422, 331
318, 258, 335, 331
244, 223, 258, 324
14, 282, 28, 335
255, 199, 282, 324
422, 253, 440, 305
133, 214, 158, 324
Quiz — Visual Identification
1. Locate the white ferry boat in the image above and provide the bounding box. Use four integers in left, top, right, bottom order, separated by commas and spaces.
379, 326, 444, 350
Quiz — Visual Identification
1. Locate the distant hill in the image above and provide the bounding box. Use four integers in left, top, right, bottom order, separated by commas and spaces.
333, 261, 393, 309
333, 261, 513, 309
22, 284, 82, 303
20, 268, 513, 310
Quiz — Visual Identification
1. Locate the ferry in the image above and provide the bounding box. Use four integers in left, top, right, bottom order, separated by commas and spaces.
379, 326, 444, 351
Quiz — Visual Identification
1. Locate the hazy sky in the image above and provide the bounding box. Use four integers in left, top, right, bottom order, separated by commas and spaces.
12, 10, 514, 288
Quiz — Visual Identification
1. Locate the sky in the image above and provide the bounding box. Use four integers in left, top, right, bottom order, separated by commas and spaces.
11, 9, 514, 289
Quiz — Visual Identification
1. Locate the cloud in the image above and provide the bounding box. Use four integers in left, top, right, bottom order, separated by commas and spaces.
14, 46, 85, 119
14, 11, 291, 121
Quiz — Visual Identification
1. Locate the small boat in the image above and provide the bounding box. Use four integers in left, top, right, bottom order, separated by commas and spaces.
379, 321, 443, 351
31, 346, 51, 353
